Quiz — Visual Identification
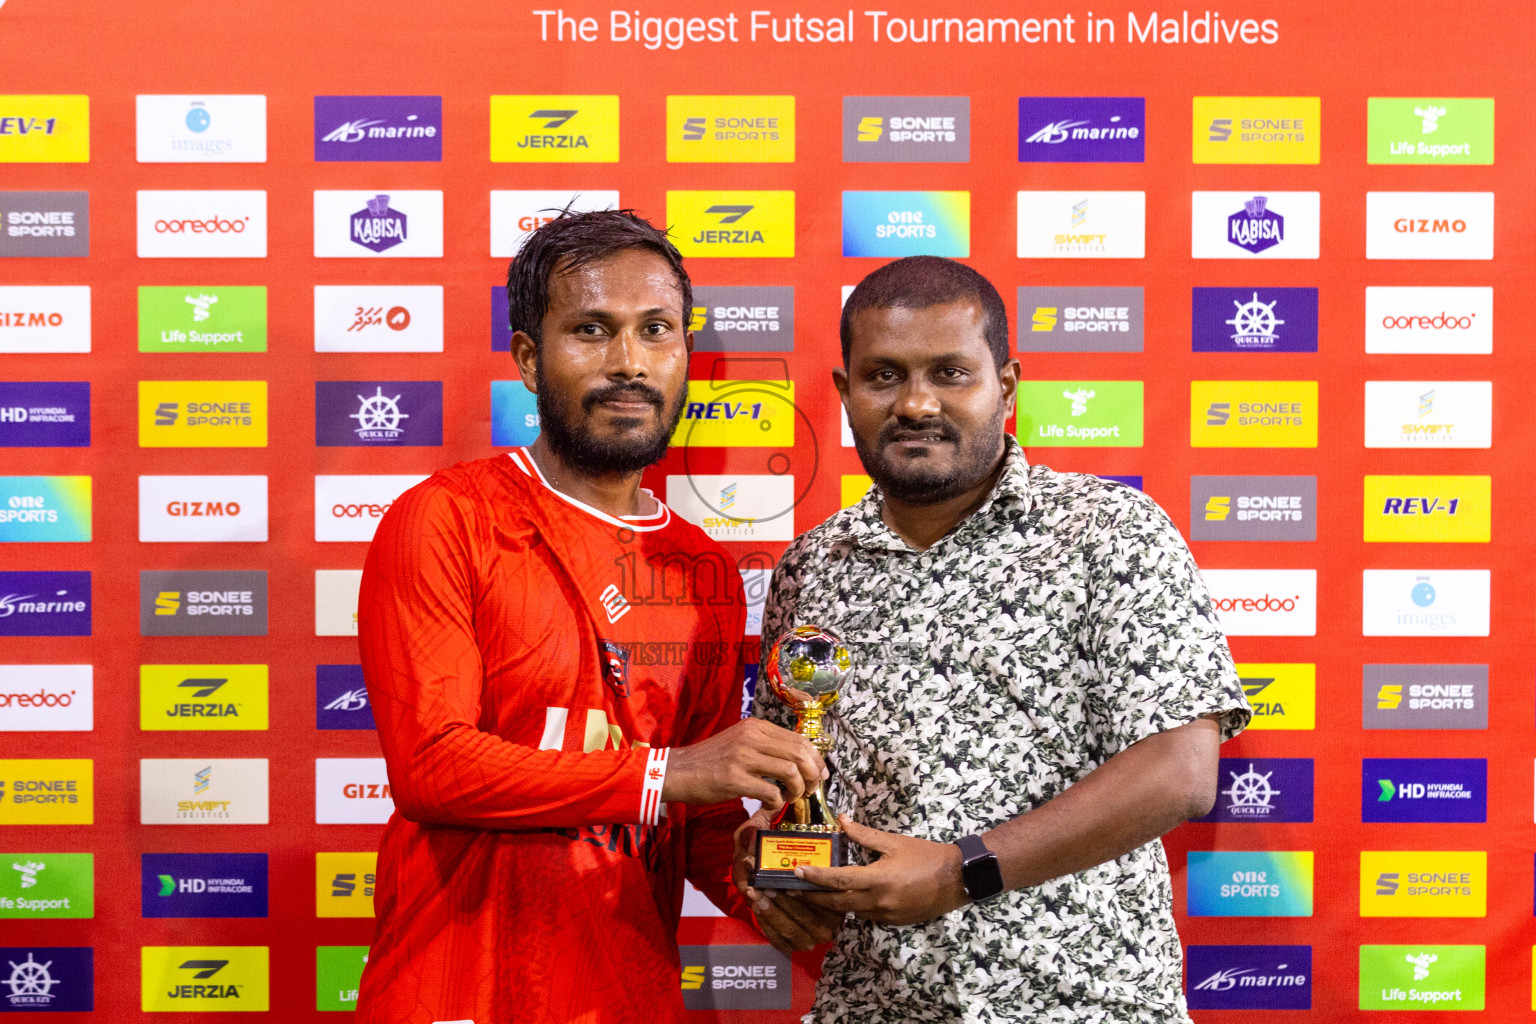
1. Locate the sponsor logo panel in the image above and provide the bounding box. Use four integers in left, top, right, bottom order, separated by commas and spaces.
1363, 380, 1491, 448
0, 286, 90, 353
139, 665, 268, 732
141, 853, 267, 918
315, 570, 362, 637
0, 382, 89, 446
313, 95, 441, 161
489, 95, 619, 162
313, 190, 443, 258
1201, 570, 1316, 636
0, 946, 92, 1010
1185, 945, 1311, 1010
0, 853, 93, 919
678, 945, 791, 1009
316, 946, 369, 1011
0, 759, 92, 825
1016, 191, 1145, 258
840, 475, 872, 509
1363, 759, 1486, 823
842, 190, 969, 258
1193, 758, 1313, 824
1366, 191, 1494, 260
1360, 852, 1486, 918
1192, 96, 1320, 163
666, 95, 794, 162
1367, 98, 1494, 165
137, 380, 267, 449
1190, 475, 1316, 542
315, 475, 428, 542
1238, 664, 1316, 730
489, 190, 618, 257
140, 945, 268, 1012
313, 285, 443, 353
1363, 664, 1487, 731
1017, 286, 1143, 353
490, 381, 541, 447
314, 381, 442, 447
1018, 96, 1144, 162
136, 95, 267, 163
139, 571, 268, 637
1363, 475, 1490, 543
1186, 851, 1313, 917
842, 96, 968, 162
317, 665, 374, 730
665, 475, 794, 541
690, 286, 793, 352
1365, 286, 1491, 355
1191, 287, 1317, 353
1190, 380, 1317, 448
672, 381, 795, 447
0, 572, 91, 637
0, 476, 90, 542
1359, 944, 1483, 1010
137, 286, 266, 353
139, 759, 269, 825
491, 287, 512, 351
315, 852, 376, 918
138, 475, 268, 543
316, 758, 394, 824
1015, 381, 1143, 447
0, 191, 88, 257
136, 191, 266, 258
668, 191, 794, 258
0, 665, 93, 732
0, 96, 89, 163
1191, 191, 1320, 259
1361, 570, 1489, 637
741, 567, 769, 637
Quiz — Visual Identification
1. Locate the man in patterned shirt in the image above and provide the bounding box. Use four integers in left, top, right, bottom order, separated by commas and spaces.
737, 256, 1251, 1022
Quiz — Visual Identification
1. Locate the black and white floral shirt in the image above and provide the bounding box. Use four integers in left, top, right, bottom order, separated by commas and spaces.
756, 437, 1249, 1024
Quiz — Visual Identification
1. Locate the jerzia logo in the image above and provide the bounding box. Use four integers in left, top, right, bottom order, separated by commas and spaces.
669, 191, 794, 257
490, 95, 619, 162
140, 946, 269, 1011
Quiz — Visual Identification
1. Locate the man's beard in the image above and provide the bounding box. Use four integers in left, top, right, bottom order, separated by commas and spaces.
534, 364, 687, 475
853, 400, 1007, 505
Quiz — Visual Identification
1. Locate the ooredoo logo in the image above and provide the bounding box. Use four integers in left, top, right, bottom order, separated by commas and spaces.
314, 475, 427, 543
1201, 569, 1316, 636
0, 665, 92, 732
136, 191, 266, 258
1364, 287, 1492, 354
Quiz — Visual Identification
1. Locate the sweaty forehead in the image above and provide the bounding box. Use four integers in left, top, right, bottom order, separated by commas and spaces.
547, 250, 684, 314
847, 301, 989, 363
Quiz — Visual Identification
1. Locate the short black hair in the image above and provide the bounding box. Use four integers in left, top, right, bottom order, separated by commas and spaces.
839, 256, 1009, 368
506, 208, 692, 346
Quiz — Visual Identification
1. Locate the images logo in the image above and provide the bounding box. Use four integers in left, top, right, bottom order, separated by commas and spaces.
0, 947, 93, 1010
666, 475, 795, 541
0, 853, 92, 919
139, 758, 269, 825
140, 946, 268, 1012
0, 286, 91, 353
1187, 851, 1314, 917
668, 191, 795, 257
1015, 380, 1143, 447
671, 381, 796, 447
490, 381, 541, 447
1190, 476, 1316, 542
1363, 664, 1487, 731
316, 946, 368, 1011
1365, 286, 1492, 354
1362, 570, 1489, 637
1018, 286, 1143, 354
1016, 191, 1145, 258
1201, 571, 1316, 636
314, 285, 443, 353
0, 191, 88, 257
314, 475, 428, 542
1190, 381, 1317, 447
677, 945, 791, 1010
843, 96, 969, 162
314, 95, 441, 161
689, 286, 794, 352
1194, 758, 1314, 824
1192, 97, 1320, 163
137, 286, 266, 353
1363, 380, 1491, 448
138, 475, 268, 543
1366, 191, 1494, 260
317, 665, 374, 731
1368, 98, 1493, 165
1186, 946, 1311, 1010
666, 95, 793, 162
1191, 287, 1317, 353
1363, 475, 1489, 543
313, 190, 443, 258
0, 759, 92, 825
489, 95, 619, 162
1018, 97, 1144, 162
1359, 852, 1486, 918
141, 853, 267, 918
315, 381, 442, 447
0, 572, 90, 637
315, 758, 394, 824
489, 190, 618, 257
0, 96, 89, 163
1359, 944, 1483, 1010
0, 381, 89, 447
1365, 760, 1486, 823
0, 476, 90, 543
1191, 191, 1319, 259
138, 570, 268, 637
136, 95, 267, 163
842, 191, 969, 258
315, 852, 376, 917
136, 191, 266, 258
139, 664, 268, 732
137, 380, 267, 448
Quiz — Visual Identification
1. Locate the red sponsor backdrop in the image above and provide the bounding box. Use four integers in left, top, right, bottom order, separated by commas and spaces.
4, 0, 1535, 1018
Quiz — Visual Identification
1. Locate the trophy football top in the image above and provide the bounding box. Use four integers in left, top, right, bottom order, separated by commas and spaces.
765, 624, 850, 712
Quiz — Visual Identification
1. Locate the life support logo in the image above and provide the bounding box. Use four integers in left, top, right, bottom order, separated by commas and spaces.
1367, 97, 1493, 165
1358, 944, 1484, 1011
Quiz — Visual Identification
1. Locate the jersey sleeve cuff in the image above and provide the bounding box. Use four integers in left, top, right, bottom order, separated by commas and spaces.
640, 747, 669, 826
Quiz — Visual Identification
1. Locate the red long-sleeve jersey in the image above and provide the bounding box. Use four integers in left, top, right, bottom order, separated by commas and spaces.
356, 449, 753, 1024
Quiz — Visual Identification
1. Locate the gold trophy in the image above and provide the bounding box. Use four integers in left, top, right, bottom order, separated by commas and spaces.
751, 624, 851, 890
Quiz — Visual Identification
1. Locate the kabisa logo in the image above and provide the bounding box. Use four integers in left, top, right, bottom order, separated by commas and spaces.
1359, 853, 1486, 919
314, 96, 442, 161
1366, 191, 1494, 260
316, 758, 394, 824
1363, 474, 1490, 543
139, 758, 269, 825
314, 190, 443, 258
1186, 945, 1311, 1010
689, 286, 794, 352
1192, 191, 1318, 259
315, 852, 376, 918
139, 664, 268, 732
1015, 380, 1143, 447
678, 945, 792, 1010
1368, 98, 1494, 165
0, 664, 92, 734
1192, 97, 1320, 163
1358, 944, 1484, 1011
1364, 380, 1491, 449
1238, 663, 1316, 731
1016, 190, 1146, 259
139, 570, 268, 637
0, 853, 93, 919
0, 759, 93, 825
842, 96, 969, 162
1018, 97, 1145, 162
1364, 759, 1486, 823
0, 476, 91, 543
1192, 287, 1318, 353
0, 191, 88, 257
0, 572, 90, 637
1363, 664, 1487, 731
1364, 286, 1492, 355
315, 381, 443, 447
668, 191, 795, 257
1201, 570, 1316, 637
135, 95, 267, 163
0, 95, 90, 163
841, 191, 970, 258
1362, 570, 1489, 638
0, 382, 89, 447
140, 946, 269, 1012
137, 286, 267, 353
317, 665, 375, 730
1017, 286, 1144, 354
0, 285, 91, 353
1194, 758, 1314, 824
1186, 851, 1314, 917
349, 194, 406, 252
1228, 195, 1283, 253
1190, 476, 1317, 542
489, 95, 620, 162
666, 95, 794, 162
141, 853, 267, 919
1, 947, 93, 1010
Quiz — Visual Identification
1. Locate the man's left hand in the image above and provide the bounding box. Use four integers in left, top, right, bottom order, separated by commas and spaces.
796, 815, 971, 926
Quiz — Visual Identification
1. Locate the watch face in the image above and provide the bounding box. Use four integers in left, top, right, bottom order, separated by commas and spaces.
961, 841, 1005, 901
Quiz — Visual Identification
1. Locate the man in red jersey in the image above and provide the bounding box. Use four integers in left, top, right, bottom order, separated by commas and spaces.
356, 210, 831, 1024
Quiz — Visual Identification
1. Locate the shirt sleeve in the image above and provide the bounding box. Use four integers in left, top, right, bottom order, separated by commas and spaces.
750, 545, 803, 734
358, 476, 653, 830
1081, 484, 1251, 762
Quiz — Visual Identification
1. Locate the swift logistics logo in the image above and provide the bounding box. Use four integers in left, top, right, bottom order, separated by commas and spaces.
1191, 191, 1320, 258
137, 380, 267, 448
1016, 191, 1145, 258
1015, 381, 1143, 447
317, 665, 375, 730
1018, 96, 1144, 162
1363, 380, 1491, 448
666, 475, 795, 541
1238, 663, 1316, 730
1192, 287, 1317, 352
1190, 381, 1317, 447
1365, 286, 1492, 354
490, 381, 540, 447
313, 190, 444, 258
315, 852, 376, 917
0, 381, 89, 446
842, 191, 969, 258
0, 476, 90, 542
1363, 475, 1490, 543
689, 286, 794, 351
1186, 945, 1311, 1010
0, 665, 92, 733
141, 853, 267, 918
489, 190, 618, 256
1187, 851, 1314, 917
0, 760, 92, 825
1368, 98, 1493, 165
0, 286, 91, 353
139, 664, 269, 731
1363, 664, 1487, 731
139, 570, 268, 637
1200, 570, 1317, 636
666, 95, 793, 162
1190, 475, 1316, 542
489, 95, 619, 161
1018, 286, 1143, 353
671, 381, 796, 447
1364, 760, 1486, 823
314, 284, 443, 352
315, 758, 394, 824
0, 191, 88, 257
1366, 191, 1494, 260
315, 381, 442, 447
1192, 96, 1320, 163
137, 286, 266, 353
314, 475, 429, 542
135, 95, 267, 163
0, 947, 93, 1010
0, 853, 92, 919
314, 95, 441, 161
140, 946, 269, 1012
136, 191, 266, 258
139, 759, 269, 825
842, 96, 969, 162
678, 945, 791, 1010
0, 96, 89, 163
668, 191, 795, 257
1360, 852, 1486, 917
316, 946, 369, 1011
1362, 570, 1490, 637
1193, 758, 1314, 823
138, 475, 268, 543
315, 570, 362, 637
1359, 944, 1484, 1010
0, 572, 90, 637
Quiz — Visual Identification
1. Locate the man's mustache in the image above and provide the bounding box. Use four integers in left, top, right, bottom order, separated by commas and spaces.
877, 418, 960, 446
583, 381, 667, 412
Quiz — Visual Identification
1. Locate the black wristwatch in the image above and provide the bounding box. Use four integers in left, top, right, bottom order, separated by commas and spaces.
956, 834, 1005, 903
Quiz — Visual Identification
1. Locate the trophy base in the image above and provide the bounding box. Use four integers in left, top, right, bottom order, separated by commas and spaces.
751, 829, 848, 890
